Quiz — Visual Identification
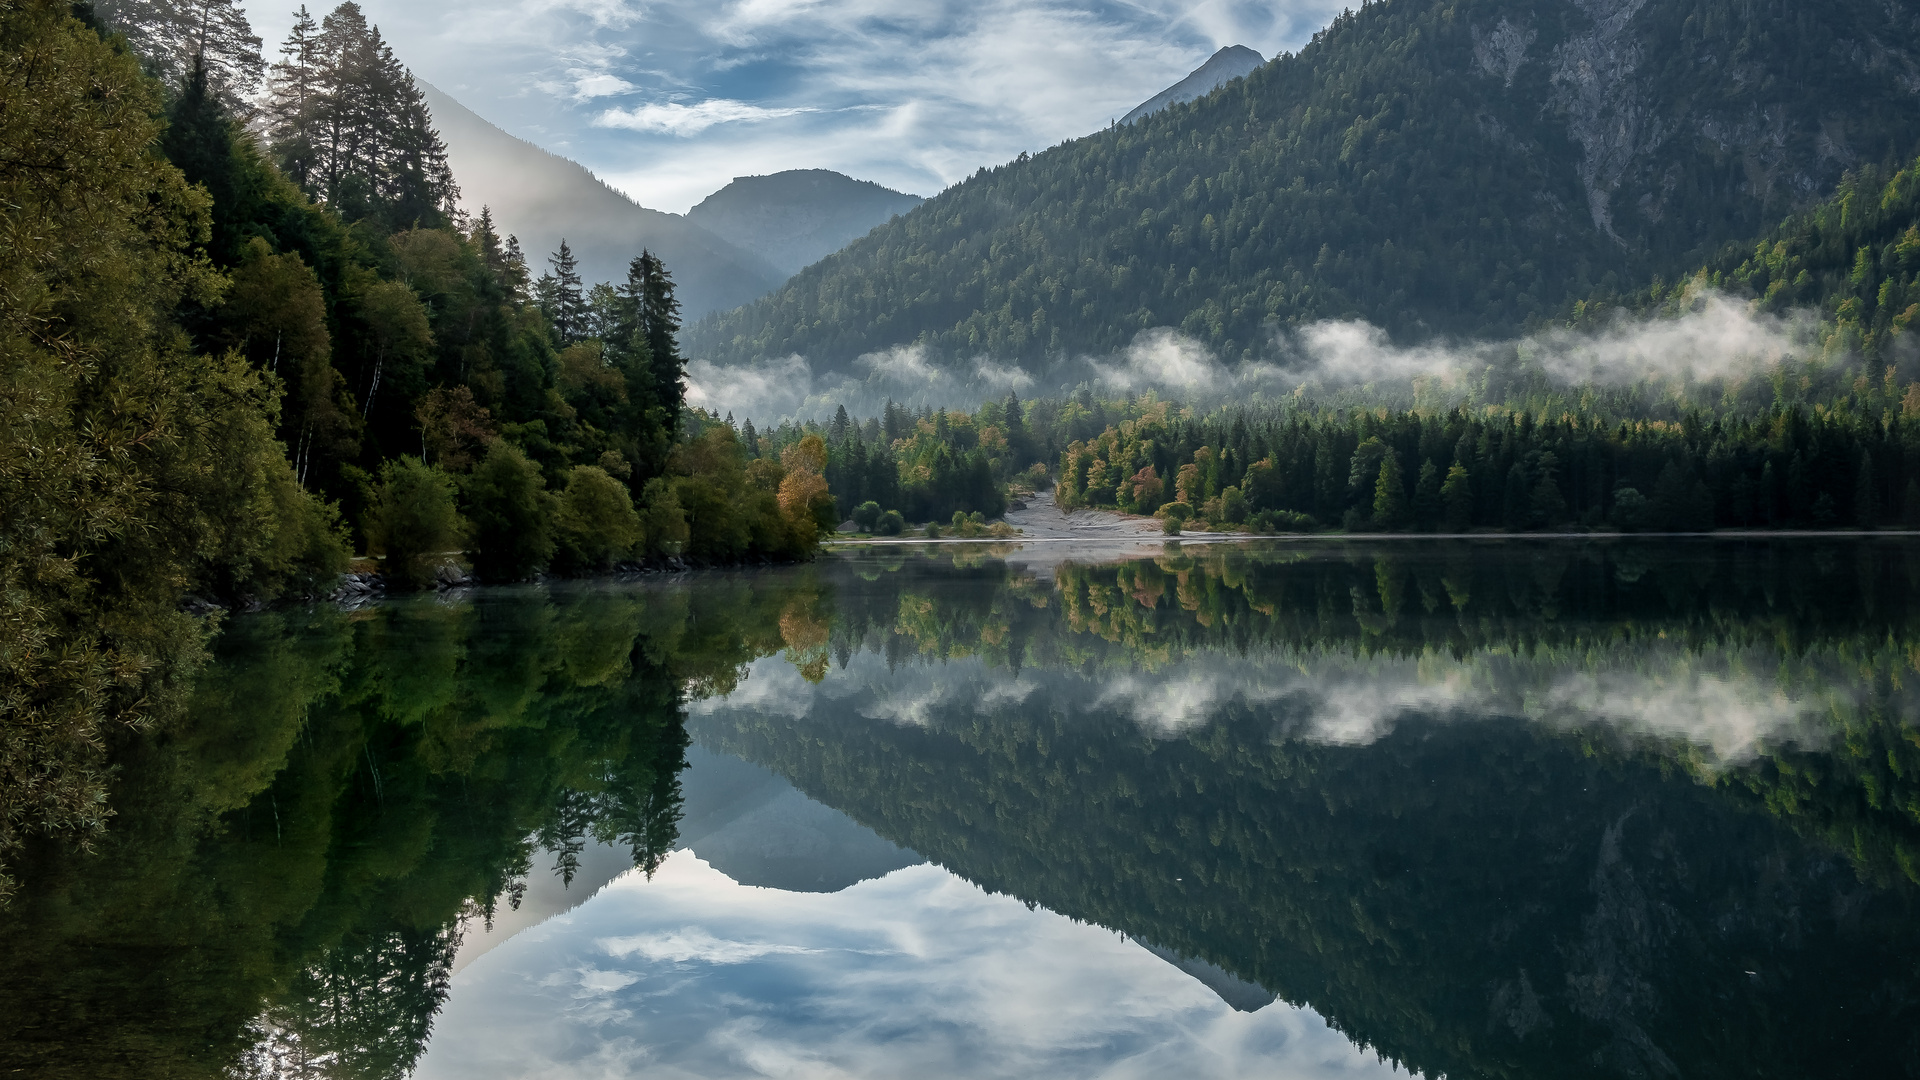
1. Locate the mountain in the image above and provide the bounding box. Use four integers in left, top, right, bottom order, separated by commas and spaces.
686, 170, 924, 277
686, 0, 1920, 373
1120, 45, 1266, 125
417, 83, 786, 319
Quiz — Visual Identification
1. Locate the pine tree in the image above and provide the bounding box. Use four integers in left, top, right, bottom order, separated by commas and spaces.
1413, 458, 1440, 530
1857, 451, 1879, 528
1441, 463, 1472, 531
95, 0, 264, 111
1373, 451, 1407, 529
263, 2, 455, 228
1502, 464, 1531, 530
545, 240, 586, 344
265, 5, 319, 187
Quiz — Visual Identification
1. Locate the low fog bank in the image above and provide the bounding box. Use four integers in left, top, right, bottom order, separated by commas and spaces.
692, 642, 1855, 770
684, 291, 1867, 424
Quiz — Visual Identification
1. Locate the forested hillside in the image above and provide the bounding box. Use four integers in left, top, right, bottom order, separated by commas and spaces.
688, 0, 1920, 372
1588, 152, 1920, 360
0, 0, 828, 893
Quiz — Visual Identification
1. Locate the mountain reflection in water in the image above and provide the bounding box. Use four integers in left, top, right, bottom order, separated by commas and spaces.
3, 539, 1920, 1079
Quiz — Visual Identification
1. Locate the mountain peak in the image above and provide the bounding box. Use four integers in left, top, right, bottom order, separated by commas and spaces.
1121, 44, 1266, 126
687, 170, 923, 277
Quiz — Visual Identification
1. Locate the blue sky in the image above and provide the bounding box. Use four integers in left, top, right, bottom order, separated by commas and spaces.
238, 0, 1350, 213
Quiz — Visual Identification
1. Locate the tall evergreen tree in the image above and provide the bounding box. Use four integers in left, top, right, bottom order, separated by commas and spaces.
94, 0, 264, 110
544, 239, 586, 344
262, 1, 454, 228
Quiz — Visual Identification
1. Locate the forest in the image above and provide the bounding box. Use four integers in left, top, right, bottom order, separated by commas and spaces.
0, 0, 831, 906
685, 0, 1920, 371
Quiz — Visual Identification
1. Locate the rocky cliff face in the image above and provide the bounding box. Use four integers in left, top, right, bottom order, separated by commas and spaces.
1483, 0, 1920, 253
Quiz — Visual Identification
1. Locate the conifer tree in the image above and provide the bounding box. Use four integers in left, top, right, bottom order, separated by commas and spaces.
1441, 463, 1473, 531
95, 0, 264, 110
263, 2, 455, 228
1373, 452, 1407, 529
544, 240, 586, 344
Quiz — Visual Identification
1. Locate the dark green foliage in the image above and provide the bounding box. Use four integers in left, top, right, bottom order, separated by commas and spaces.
363, 457, 467, 588
689, 0, 1920, 371
262, 1, 457, 231
1058, 397, 1920, 532
463, 441, 553, 581
1596, 154, 1920, 361
552, 465, 642, 573
0, 575, 816, 1076
0, 0, 346, 899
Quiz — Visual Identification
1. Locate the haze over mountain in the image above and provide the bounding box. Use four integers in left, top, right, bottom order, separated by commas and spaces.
418, 82, 786, 319
687, 171, 924, 278
1121, 45, 1267, 126
686, 0, 1920, 376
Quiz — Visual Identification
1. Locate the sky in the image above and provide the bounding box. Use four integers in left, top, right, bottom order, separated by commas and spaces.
236, 0, 1351, 214
414, 852, 1412, 1079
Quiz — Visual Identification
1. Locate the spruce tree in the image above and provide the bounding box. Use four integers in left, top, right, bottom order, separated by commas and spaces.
1372, 452, 1407, 530
545, 240, 586, 344
1441, 463, 1472, 531
263, 2, 455, 228
1857, 451, 1879, 528
95, 0, 264, 110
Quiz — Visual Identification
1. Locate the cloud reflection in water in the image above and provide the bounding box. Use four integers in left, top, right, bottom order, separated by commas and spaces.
415, 853, 1409, 1079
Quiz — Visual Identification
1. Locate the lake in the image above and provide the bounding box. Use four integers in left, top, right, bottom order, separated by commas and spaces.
3, 538, 1919, 1079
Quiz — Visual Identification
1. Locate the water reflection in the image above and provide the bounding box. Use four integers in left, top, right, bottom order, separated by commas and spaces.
2, 539, 1919, 1078
417, 850, 1406, 1080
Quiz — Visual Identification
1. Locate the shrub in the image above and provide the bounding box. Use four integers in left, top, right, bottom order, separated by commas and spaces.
1220, 486, 1249, 525
364, 457, 469, 590
640, 477, 690, 557
1611, 487, 1651, 531
876, 510, 906, 536
1249, 509, 1318, 533
1163, 516, 1182, 535
464, 442, 553, 582
554, 466, 642, 573
852, 500, 882, 531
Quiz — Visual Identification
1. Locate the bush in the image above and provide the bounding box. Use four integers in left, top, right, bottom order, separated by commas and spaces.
1159, 501, 1193, 522
364, 457, 468, 589
640, 477, 690, 557
1220, 486, 1249, 525
464, 442, 553, 581
876, 509, 906, 536
554, 466, 642, 573
852, 500, 882, 531
1163, 516, 1182, 535
925, 521, 941, 539
1249, 509, 1319, 533
1611, 487, 1650, 531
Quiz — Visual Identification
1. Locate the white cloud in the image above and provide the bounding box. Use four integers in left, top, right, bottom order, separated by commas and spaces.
571, 72, 636, 99
241, 0, 1347, 213
594, 98, 816, 135
598, 927, 822, 964
417, 853, 1411, 1080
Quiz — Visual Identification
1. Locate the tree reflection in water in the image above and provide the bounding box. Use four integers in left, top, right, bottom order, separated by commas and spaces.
3, 540, 1920, 1078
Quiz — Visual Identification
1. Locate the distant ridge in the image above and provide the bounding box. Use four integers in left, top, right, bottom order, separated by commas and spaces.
417, 83, 786, 319
1121, 45, 1265, 125
688, 170, 923, 277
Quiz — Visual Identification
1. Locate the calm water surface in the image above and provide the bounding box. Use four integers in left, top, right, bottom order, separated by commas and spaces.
4, 539, 1920, 1079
